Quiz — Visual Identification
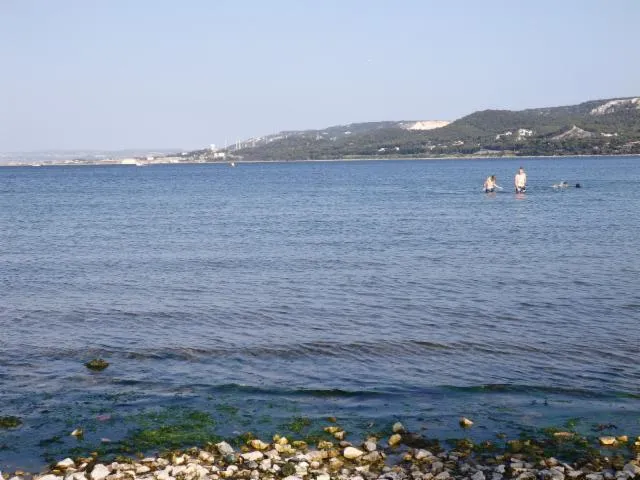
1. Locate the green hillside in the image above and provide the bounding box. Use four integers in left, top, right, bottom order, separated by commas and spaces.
186, 97, 640, 161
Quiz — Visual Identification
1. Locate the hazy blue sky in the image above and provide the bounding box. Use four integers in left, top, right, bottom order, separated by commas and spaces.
1, 0, 638, 151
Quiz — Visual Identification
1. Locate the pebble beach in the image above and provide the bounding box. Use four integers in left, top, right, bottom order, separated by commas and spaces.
4, 422, 640, 480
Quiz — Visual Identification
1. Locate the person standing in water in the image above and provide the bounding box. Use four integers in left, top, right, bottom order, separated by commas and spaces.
483, 175, 497, 193
514, 166, 527, 193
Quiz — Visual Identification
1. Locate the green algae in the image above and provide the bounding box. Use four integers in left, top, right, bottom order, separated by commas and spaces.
19, 401, 640, 471
39, 435, 64, 447
506, 427, 602, 464
474, 440, 499, 455
58, 407, 224, 461
127, 409, 219, 451
215, 404, 239, 416
281, 462, 296, 476
0, 416, 22, 428
238, 431, 255, 443
257, 415, 273, 425
85, 359, 109, 371
286, 416, 312, 434
445, 437, 474, 452
564, 417, 582, 429
297, 428, 335, 446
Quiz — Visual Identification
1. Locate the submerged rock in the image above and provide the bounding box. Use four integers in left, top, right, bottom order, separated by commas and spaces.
402, 432, 435, 449
85, 359, 109, 371
389, 434, 402, 447
393, 422, 406, 434
459, 417, 474, 428
0, 416, 22, 429
598, 437, 617, 446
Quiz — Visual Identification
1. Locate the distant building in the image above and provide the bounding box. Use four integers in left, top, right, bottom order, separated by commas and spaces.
496, 131, 513, 140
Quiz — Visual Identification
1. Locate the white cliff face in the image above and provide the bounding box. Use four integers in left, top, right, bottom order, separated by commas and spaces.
590, 97, 640, 115
552, 125, 594, 140
403, 120, 450, 130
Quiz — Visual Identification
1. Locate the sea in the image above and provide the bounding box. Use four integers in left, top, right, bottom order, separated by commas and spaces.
1, 156, 639, 471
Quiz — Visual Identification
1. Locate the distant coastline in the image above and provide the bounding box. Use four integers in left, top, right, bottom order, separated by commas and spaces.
5, 97, 640, 166
197, 96, 640, 162
1, 152, 639, 168
3, 96, 639, 167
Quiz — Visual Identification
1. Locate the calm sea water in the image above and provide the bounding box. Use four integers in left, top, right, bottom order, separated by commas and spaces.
2, 157, 640, 470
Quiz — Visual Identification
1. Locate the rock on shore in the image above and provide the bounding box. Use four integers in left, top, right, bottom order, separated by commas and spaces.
4, 431, 640, 480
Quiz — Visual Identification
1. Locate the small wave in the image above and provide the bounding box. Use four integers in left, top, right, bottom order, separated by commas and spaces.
207, 383, 381, 397
50, 379, 640, 402
11, 339, 460, 363
10, 336, 627, 365
443, 383, 640, 399
621, 303, 640, 310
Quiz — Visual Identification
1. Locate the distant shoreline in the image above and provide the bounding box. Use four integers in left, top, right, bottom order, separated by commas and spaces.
1, 152, 639, 167
234, 152, 640, 164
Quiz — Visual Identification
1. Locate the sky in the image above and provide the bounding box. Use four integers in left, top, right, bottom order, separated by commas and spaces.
1, 0, 639, 151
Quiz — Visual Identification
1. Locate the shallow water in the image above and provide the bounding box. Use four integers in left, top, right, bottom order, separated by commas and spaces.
1, 157, 640, 470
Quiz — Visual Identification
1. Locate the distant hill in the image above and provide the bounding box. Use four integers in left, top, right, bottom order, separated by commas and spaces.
182, 96, 640, 162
